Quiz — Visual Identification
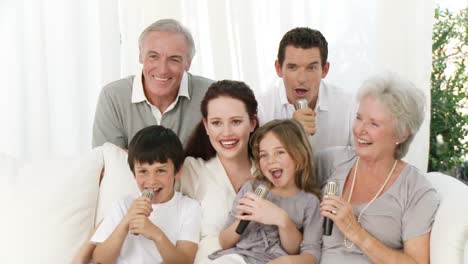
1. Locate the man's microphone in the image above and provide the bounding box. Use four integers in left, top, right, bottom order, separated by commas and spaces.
323, 181, 338, 236
295, 98, 308, 110
235, 184, 269, 235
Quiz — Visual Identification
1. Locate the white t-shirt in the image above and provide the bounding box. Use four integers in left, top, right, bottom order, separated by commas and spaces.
257, 79, 356, 153
91, 191, 201, 264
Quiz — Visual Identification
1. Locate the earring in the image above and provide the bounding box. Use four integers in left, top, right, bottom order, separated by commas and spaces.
395, 142, 399, 145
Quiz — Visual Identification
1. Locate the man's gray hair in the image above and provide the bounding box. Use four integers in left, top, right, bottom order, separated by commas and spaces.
357, 72, 426, 159
138, 18, 195, 61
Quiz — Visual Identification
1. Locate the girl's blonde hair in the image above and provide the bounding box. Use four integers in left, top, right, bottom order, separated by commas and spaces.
250, 119, 321, 197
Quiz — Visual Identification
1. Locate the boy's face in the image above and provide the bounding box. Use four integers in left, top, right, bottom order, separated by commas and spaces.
134, 159, 178, 204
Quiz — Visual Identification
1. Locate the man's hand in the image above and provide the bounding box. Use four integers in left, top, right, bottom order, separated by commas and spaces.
292, 108, 316, 135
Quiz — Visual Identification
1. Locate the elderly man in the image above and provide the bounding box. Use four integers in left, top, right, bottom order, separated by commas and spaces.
92, 19, 213, 148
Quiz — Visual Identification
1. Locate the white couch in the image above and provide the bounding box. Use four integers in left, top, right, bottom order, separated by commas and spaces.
1, 143, 467, 264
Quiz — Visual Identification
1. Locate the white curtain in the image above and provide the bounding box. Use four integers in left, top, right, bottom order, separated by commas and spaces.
118, 0, 435, 170
1, 0, 434, 170
0, 0, 120, 161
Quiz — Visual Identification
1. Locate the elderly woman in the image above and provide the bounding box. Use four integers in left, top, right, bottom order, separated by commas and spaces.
318, 72, 439, 263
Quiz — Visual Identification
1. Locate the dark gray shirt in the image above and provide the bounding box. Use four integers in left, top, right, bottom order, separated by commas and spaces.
209, 180, 322, 264
92, 73, 213, 148
317, 147, 439, 264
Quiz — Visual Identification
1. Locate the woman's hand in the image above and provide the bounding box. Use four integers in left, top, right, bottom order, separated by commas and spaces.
235, 192, 288, 227
320, 194, 361, 241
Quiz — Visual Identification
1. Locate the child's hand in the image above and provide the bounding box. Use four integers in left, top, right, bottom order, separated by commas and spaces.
128, 214, 160, 240
235, 192, 288, 227
123, 197, 153, 226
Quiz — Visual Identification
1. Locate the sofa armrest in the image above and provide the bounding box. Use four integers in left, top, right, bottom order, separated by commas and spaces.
426, 172, 468, 264
1, 147, 104, 263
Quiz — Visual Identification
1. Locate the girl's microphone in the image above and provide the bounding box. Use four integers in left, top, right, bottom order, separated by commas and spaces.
235, 184, 269, 234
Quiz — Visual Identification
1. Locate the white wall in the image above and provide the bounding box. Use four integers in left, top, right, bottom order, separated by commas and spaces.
0, 0, 435, 171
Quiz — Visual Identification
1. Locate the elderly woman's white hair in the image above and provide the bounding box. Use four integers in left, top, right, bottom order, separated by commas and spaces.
357, 72, 426, 159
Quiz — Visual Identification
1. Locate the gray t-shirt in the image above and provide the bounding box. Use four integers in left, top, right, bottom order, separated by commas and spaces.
316, 147, 439, 264
209, 180, 322, 263
92, 73, 213, 148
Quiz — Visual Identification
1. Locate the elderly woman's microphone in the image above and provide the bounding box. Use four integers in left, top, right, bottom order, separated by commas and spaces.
324, 182, 338, 236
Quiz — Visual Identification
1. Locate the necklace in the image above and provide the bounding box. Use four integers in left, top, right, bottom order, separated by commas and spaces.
343, 157, 398, 249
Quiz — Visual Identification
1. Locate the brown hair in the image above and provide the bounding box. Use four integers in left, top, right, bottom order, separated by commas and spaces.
185, 80, 259, 160
250, 119, 321, 197
128, 125, 184, 174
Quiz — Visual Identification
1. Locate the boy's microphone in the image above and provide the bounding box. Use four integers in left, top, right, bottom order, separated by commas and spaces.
133, 188, 154, 236
142, 188, 154, 200
323, 181, 338, 236
235, 184, 269, 235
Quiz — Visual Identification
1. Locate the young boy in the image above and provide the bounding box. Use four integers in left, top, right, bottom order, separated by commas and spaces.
91, 125, 201, 264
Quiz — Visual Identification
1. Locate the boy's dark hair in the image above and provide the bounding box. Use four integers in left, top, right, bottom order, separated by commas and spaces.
277, 27, 328, 68
127, 125, 185, 174
185, 80, 259, 160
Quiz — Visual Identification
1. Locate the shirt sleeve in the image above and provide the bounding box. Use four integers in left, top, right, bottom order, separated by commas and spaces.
299, 194, 322, 262
92, 87, 127, 148
178, 157, 201, 198
90, 199, 127, 244
178, 198, 202, 244
402, 180, 439, 241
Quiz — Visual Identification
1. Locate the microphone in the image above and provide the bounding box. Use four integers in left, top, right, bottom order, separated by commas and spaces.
133, 188, 154, 236
323, 181, 338, 236
142, 188, 154, 201
295, 98, 308, 110
235, 183, 269, 235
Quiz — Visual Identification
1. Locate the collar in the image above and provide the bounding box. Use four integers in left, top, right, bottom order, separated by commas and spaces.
278, 80, 291, 107
317, 81, 329, 111
278, 80, 330, 112
131, 71, 190, 104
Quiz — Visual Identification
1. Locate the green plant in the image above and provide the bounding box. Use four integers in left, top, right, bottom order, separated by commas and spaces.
429, 6, 468, 178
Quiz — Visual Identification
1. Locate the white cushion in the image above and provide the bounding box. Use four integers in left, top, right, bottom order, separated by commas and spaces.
0, 152, 19, 186
0, 154, 20, 262
426, 172, 468, 264
95, 143, 138, 226
5, 148, 104, 263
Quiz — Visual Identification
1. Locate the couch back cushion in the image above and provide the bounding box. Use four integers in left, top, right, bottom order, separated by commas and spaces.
95, 143, 139, 226
2, 148, 103, 263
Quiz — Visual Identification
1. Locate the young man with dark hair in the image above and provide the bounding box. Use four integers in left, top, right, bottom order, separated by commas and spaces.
257, 27, 355, 153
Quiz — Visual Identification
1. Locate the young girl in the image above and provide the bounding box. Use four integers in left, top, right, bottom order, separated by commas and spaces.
208, 119, 323, 264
